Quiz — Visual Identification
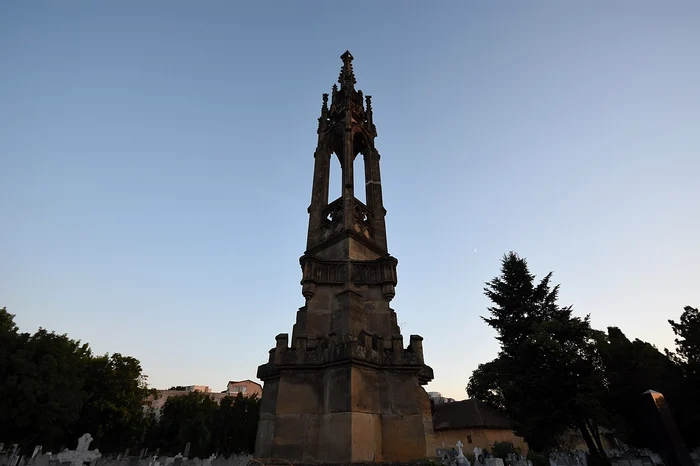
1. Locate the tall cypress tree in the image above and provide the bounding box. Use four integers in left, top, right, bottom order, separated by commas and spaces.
468, 252, 607, 455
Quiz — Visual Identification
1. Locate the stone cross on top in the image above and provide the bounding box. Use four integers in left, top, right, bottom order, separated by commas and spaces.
57, 433, 102, 466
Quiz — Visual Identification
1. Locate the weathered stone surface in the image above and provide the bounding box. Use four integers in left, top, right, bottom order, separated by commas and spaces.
255, 51, 434, 464
351, 412, 379, 462
382, 413, 434, 461
270, 415, 308, 460
255, 420, 274, 458
276, 372, 323, 415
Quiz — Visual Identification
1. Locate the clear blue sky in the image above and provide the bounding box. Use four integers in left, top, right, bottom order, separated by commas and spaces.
1, 2, 699, 400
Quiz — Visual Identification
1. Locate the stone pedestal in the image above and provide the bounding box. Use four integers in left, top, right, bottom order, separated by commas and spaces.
256, 337, 435, 463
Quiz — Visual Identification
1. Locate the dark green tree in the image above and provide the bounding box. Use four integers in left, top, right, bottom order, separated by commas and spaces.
666, 305, 700, 447
212, 393, 260, 456
668, 306, 700, 369
467, 252, 607, 456
145, 392, 261, 457
0, 309, 91, 448
596, 327, 685, 446
154, 391, 219, 457
69, 353, 154, 452
0, 307, 154, 453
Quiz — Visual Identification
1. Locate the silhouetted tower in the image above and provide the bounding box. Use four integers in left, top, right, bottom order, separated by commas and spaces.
255, 51, 435, 464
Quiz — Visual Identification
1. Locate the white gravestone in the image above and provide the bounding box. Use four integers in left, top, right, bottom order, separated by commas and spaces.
8, 445, 20, 466
57, 434, 102, 466
474, 448, 485, 464
31, 446, 43, 459
455, 441, 470, 466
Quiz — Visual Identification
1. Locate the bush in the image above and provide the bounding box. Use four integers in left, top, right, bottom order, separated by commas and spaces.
586, 453, 612, 466
492, 442, 516, 460
527, 452, 549, 466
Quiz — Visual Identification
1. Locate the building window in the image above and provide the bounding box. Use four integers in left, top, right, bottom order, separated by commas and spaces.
467, 436, 472, 444
231, 386, 247, 393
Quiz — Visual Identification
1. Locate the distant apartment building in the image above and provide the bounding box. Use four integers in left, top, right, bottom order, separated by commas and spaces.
146, 379, 263, 419
225, 380, 262, 398
184, 385, 212, 393
428, 391, 456, 405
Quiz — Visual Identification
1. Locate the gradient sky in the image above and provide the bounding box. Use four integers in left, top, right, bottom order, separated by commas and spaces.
2, 2, 699, 400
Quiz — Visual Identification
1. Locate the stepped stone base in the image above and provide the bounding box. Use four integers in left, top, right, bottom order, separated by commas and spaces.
255, 364, 435, 464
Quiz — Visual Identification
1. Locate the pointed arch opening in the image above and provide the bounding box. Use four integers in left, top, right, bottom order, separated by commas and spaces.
352, 131, 371, 206
328, 152, 342, 203
354, 153, 366, 204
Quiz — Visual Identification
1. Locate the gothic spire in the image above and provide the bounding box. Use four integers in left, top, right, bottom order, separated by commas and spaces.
338, 50, 356, 90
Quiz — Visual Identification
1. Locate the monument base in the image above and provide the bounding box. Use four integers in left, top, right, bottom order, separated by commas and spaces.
255, 363, 435, 464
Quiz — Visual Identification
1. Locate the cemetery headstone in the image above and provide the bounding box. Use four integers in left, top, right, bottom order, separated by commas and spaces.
576, 451, 588, 466
33, 452, 50, 466
9, 445, 20, 466
455, 441, 470, 466
172, 454, 183, 466
437, 447, 456, 466
639, 390, 693, 466
56, 433, 102, 466
183, 445, 191, 460
202, 454, 217, 466
474, 448, 485, 465
485, 459, 505, 466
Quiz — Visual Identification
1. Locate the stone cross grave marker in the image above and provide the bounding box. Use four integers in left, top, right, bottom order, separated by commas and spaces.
455, 441, 470, 466
57, 434, 102, 466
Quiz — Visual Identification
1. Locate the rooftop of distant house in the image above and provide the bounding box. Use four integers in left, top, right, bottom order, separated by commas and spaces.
432, 399, 512, 431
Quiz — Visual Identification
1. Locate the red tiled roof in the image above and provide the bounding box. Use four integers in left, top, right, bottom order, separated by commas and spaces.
432, 399, 512, 431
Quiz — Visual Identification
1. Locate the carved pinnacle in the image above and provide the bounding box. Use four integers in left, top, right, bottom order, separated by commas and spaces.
338, 50, 356, 90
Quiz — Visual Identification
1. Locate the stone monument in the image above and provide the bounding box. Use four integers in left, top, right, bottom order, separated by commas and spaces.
255, 51, 435, 463
639, 390, 693, 466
